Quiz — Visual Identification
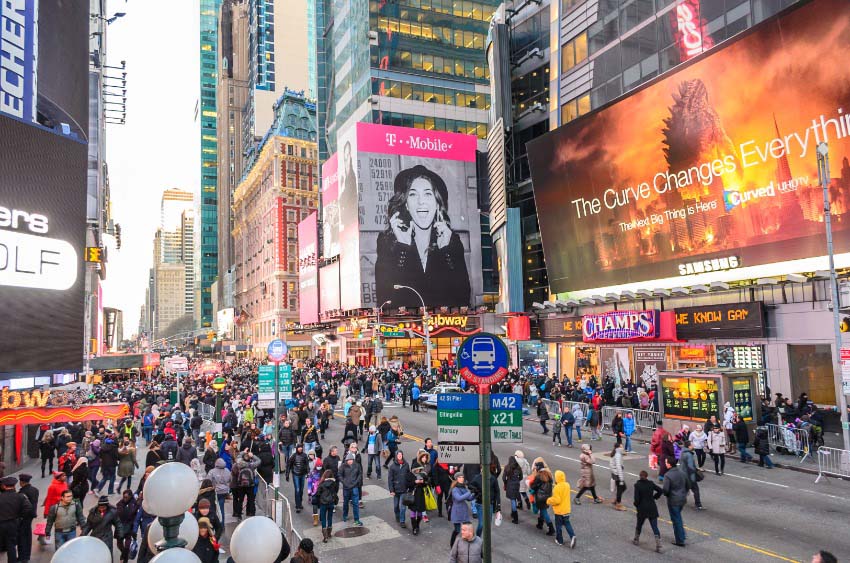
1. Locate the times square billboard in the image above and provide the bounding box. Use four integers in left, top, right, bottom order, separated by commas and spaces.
527, 0, 850, 294
319, 122, 483, 310
298, 211, 319, 325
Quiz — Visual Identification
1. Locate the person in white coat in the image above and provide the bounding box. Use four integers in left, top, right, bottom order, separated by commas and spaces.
515, 450, 531, 510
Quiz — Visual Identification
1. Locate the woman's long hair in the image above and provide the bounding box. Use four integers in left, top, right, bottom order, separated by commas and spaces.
384, 165, 451, 237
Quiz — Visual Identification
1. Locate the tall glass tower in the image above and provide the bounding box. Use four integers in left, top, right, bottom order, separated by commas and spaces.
199, 0, 223, 328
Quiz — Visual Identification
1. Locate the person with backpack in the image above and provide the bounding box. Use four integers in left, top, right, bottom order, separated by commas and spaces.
383, 419, 402, 469
44, 488, 85, 549
286, 444, 311, 513
231, 451, 260, 519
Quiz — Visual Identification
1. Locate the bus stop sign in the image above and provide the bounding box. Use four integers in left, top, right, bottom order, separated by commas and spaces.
457, 332, 509, 387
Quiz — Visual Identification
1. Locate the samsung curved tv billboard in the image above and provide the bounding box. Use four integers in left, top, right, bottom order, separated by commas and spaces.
528, 0, 850, 294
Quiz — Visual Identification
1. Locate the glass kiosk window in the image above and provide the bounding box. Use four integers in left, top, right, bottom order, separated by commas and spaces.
731, 378, 754, 421
662, 376, 720, 420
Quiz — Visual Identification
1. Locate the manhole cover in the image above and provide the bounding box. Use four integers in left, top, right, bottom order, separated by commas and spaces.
335, 526, 370, 538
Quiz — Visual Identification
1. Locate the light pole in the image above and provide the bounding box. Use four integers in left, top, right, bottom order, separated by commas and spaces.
817, 142, 850, 452
211, 376, 226, 441
393, 285, 432, 375
376, 300, 392, 368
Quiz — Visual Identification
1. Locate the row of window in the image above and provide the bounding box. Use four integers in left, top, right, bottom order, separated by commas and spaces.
375, 79, 490, 109
373, 0, 498, 21
376, 16, 487, 50
371, 50, 489, 81
560, 93, 591, 125
375, 110, 487, 139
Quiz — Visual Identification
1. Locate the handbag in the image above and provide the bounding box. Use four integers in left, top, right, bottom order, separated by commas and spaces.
401, 492, 415, 507
424, 486, 438, 511
129, 538, 139, 559
694, 470, 705, 482
609, 476, 616, 493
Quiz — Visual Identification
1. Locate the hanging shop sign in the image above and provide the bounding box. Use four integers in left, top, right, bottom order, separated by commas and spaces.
675, 302, 766, 339
380, 315, 481, 338
582, 310, 678, 343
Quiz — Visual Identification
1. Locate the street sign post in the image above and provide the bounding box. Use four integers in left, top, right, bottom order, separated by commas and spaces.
436, 393, 481, 466
266, 339, 288, 478
267, 339, 288, 362
437, 443, 480, 463
258, 365, 275, 408
456, 333, 510, 563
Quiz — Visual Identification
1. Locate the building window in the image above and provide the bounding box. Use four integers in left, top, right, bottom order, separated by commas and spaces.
561, 32, 588, 73
560, 94, 590, 124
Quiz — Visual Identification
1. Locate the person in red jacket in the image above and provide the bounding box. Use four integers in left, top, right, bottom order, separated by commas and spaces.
43, 472, 69, 517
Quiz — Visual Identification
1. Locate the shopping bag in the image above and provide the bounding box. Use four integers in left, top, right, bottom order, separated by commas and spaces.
494, 511, 502, 526
424, 486, 438, 511
609, 477, 616, 493
129, 538, 139, 559
648, 453, 658, 470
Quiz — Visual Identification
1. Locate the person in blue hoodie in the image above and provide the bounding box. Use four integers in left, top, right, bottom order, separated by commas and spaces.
411, 383, 421, 412
623, 412, 636, 453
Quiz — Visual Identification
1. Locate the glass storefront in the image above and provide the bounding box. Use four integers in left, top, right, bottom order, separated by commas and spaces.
518, 340, 549, 374
788, 344, 836, 406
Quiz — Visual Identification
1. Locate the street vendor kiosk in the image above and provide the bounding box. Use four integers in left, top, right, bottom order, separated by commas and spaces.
657, 369, 759, 431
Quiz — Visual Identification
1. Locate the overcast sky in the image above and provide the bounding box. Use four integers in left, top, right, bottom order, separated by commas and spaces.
101, 0, 200, 339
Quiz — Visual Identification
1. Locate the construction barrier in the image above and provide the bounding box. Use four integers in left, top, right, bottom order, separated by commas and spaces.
815, 446, 850, 483
765, 423, 811, 463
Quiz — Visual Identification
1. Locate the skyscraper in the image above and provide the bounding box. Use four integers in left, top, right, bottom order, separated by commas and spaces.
158, 189, 196, 322
316, 0, 497, 158
200, 0, 224, 328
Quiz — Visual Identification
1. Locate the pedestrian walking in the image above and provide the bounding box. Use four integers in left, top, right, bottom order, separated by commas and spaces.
661, 459, 688, 547
623, 412, 636, 452
43, 472, 68, 518
192, 518, 219, 563
753, 427, 775, 468
514, 450, 532, 510
658, 432, 675, 481
632, 470, 663, 552
388, 450, 411, 528
449, 521, 483, 563
502, 455, 524, 524
207, 458, 231, 519
707, 425, 727, 475
17, 474, 38, 562
469, 462, 501, 538
547, 470, 577, 548
290, 538, 318, 563
688, 426, 708, 469
551, 410, 562, 446
84, 495, 119, 557
286, 444, 311, 513
44, 489, 85, 550
610, 441, 627, 511
363, 425, 384, 479
39, 430, 56, 478
573, 444, 603, 504
529, 460, 555, 536
733, 415, 753, 463
117, 438, 139, 491
408, 450, 432, 535
115, 490, 139, 563
0, 476, 32, 563
561, 408, 576, 447
231, 450, 260, 518
70, 457, 90, 501
317, 469, 339, 542
340, 453, 364, 526
680, 441, 704, 510
448, 474, 475, 547
537, 401, 549, 434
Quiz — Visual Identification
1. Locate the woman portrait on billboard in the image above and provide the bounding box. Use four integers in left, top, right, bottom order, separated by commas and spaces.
375, 164, 471, 307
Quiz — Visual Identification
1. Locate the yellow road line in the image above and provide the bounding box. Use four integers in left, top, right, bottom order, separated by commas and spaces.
719, 538, 802, 563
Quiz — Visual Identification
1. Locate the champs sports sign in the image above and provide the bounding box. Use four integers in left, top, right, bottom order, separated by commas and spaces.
582, 310, 660, 342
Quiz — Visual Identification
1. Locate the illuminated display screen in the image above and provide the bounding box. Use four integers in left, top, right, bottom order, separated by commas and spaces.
662, 376, 719, 420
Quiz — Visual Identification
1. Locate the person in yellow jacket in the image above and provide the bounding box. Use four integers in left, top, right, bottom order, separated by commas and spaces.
546, 470, 577, 549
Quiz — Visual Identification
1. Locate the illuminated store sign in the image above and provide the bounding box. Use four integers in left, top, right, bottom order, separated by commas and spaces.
582, 310, 659, 342
0, 207, 78, 290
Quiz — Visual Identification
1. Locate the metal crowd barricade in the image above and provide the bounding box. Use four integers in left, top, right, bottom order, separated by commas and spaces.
601, 406, 660, 433
561, 400, 589, 424
540, 399, 563, 419
765, 423, 811, 464
257, 475, 303, 548
815, 446, 850, 483
197, 402, 215, 421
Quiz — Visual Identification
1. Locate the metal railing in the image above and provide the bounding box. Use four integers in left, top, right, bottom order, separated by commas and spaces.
765, 423, 811, 463
601, 406, 661, 433
539, 399, 590, 424
197, 402, 216, 421
815, 446, 850, 483
257, 474, 303, 548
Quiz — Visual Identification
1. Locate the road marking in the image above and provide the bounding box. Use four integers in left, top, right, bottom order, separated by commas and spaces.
719, 538, 802, 563
723, 472, 789, 488
332, 412, 424, 444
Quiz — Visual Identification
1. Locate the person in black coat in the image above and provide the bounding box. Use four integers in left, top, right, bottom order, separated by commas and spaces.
501, 456, 523, 524
256, 440, 275, 484
633, 470, 663, 551
192, 518, 219, 563
733, 416, 753, 462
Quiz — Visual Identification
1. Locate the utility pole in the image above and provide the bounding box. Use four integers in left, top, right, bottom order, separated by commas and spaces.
479, 384, 492, 563
817, 142, 850, 452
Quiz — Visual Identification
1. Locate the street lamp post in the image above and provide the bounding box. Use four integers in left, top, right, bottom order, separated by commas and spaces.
211, 376, 226, 441
393, 285, 432, 375
376, 300, 392, 368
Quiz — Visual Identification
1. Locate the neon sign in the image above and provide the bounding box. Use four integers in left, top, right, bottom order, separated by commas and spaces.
582, 310, 660, 341
673, 0, 713, 60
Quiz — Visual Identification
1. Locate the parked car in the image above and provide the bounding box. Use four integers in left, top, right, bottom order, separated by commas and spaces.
421, 384, 464, 409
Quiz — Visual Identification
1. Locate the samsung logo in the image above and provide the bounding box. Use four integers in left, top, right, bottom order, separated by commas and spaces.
678, 256, 740, 276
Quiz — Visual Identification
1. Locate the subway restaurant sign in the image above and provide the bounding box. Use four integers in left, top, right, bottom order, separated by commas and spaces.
0, 387, 129, 425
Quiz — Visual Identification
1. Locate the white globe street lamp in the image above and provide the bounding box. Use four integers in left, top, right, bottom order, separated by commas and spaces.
51, 535, 111, 563
143, 462, 201, 550
147, 511, 199, 552
149, 547, 202, 563
230, 516, 283, 563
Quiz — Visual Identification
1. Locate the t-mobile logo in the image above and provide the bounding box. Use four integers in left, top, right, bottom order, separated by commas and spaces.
385, 133, 397, 146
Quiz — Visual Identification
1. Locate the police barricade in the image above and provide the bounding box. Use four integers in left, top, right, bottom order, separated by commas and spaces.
766, 423, 811, 463
601, 406, 660, 434
257, 474, 303, 549
197, 402, 216, 421
540, 399, 563, 420
561, 400, 589, 425
815, 446, 850, 483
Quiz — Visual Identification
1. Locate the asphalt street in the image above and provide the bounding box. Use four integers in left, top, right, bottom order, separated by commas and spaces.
286, 401, 850, 563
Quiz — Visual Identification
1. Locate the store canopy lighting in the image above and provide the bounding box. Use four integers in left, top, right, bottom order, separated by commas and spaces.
813, 270, 831, 279
691, 284, 709, 293
672, 287, 690, 295
580, 297, 597, 305
621, 290, 636, 299
653, 288, 671, 297
636, 288, 652, 298
757, 277, 779, 286
605, 292, 621, 301
592, 294, 606, 303
710, 281, 730, 291
786, 273, 807, 284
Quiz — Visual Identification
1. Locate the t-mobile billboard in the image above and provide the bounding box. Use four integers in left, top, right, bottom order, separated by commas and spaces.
528, 0, 850, 293
298, 211, 319, 325
332, 122, 483, 309
321, 152, 339, 259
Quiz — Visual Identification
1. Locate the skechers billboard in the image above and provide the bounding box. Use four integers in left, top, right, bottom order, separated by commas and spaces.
325, 122, 484, 310
527, 0, 850, 293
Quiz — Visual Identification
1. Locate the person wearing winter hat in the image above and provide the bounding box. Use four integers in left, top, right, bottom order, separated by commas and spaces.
363, 424, 384, 480
340, 453, 363, 526
514, 450, 532, 510
291, 538, 317, 563
192, 517, 218, 563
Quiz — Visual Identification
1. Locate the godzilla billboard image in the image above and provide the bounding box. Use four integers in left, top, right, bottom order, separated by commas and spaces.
527, 0, 850, 293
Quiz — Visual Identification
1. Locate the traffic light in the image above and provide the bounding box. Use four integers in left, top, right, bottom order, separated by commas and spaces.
85, 246, 104, 263
115, 224, 122, 249
841, 317, 850, 332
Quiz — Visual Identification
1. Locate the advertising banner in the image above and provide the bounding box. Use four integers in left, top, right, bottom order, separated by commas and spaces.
633, 346, 667, 389
298, 211, 319, 324
321, 152, 339, 258
336, 122, 482, 310
675, 302, 766, 339
528, 0, 850, 293
319, 262, 340, 314
0, 0, 38, 123
0, 120, 87, 375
